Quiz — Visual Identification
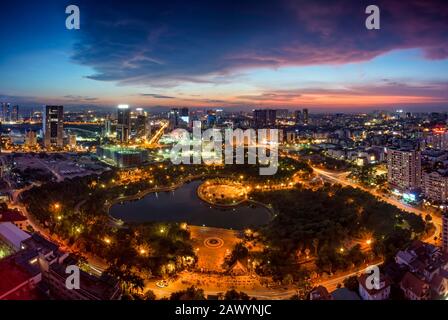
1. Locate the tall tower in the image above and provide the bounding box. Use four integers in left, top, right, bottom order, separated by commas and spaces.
43, 105, 64, 148
11, 105, 19, 122
303, 108, 309, 125
135, 114, 149, 140
386, 147, 421, 193
168, 108, 180, 130
116, 105, 131, 143
294, 110, 302, 125
1, 103, 10, 122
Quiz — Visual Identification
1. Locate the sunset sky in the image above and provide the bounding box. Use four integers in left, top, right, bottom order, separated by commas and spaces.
1, 0, 448, 111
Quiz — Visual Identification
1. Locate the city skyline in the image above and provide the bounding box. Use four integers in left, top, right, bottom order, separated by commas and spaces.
1, 0, 448, 111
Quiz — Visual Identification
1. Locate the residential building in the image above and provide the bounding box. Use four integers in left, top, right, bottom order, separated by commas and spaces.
0, 222, 31, 251
400, 272, 430, 300
358, 273, 391, 300
309, 286, 333, 300
423, 170, 448, 203
0, 208, 28, 230
387, 147, 421, 193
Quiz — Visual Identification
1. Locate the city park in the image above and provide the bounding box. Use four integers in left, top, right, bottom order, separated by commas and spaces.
19, 152, 428, 299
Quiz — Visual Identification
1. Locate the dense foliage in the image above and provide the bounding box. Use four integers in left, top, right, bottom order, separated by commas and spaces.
249, 183, 425, 280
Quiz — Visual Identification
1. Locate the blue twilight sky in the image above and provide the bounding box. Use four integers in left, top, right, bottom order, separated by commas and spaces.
1, 0, 448, 111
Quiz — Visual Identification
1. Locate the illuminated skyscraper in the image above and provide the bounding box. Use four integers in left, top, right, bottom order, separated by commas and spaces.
116, 105, 131, 143
43, 105, 64, 148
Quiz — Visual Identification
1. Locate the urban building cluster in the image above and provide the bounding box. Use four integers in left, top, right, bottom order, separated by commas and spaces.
0, 221, 121, 300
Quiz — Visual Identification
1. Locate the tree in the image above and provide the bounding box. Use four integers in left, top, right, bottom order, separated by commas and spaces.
170, 286, 205, 300
143, 290, 157, 300
343, 276, 359, 292
224, 289, 250, 300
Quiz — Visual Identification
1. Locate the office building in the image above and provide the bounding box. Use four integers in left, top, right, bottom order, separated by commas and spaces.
135, 114, 150, 140
387, 147, 421, 193
168, 108, 180, 130
11, 105, 19, 122
116, 105, 130, 143
303, 108, 309, 125
253, 109, 277, 128
103, 119, 112, 137
97, 145, 149, 168
294, 110, 302, 125
43, 105, 64, 148
1, 103, 10, 122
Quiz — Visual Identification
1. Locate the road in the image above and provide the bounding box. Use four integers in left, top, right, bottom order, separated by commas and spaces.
147, 121, 168, 146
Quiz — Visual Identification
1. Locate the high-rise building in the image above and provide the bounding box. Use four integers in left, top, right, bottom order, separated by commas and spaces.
11, 105, 19, 122
116, 105, 130, 143
303, 108, 309, 125
253, 109, 277, 128
387, 147, 421, 193
180, 107, 190, 126
103, 119, 112, 137
294, 110, 302, 125
168, 108, 180, 129
135, 114, 149, 140
422, 171, 448, 203
1, 103, 10, 122
276, 109, 289, 119
43, 105, 64, 148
